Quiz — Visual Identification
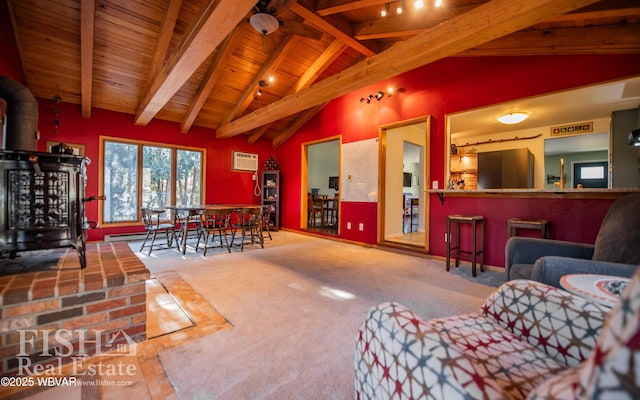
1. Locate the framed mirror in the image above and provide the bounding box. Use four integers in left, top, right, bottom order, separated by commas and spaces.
446, 76, 640, 189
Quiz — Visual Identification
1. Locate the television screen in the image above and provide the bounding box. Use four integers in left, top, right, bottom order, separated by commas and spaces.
403, 172, 412, 187
328, 176, 339, 191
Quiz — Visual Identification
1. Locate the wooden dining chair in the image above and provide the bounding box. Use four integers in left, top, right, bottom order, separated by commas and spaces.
196, 209, 231, 255
140, 208, 176, 256
328, 193, 339, 226
230, 207, 264, 251
261, 205, 273, 241
308, 193, 324, 227
173, 209, 203, 253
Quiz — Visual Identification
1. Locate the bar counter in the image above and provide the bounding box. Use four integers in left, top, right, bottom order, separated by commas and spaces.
428, 188, 640, 203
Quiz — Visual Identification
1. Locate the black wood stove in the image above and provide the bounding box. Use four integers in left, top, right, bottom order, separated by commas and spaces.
0, 76, 103, 268
0, 150, 92, 267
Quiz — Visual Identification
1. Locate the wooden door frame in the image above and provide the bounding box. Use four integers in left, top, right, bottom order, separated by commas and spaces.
300, 136, 342, 230
378, 116, 431, 252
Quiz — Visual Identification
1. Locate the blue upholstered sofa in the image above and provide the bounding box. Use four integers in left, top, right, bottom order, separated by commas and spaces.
505, 193, 640, 288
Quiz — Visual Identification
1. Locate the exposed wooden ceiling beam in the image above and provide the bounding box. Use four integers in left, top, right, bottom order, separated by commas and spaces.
544, 6, 640, 22
181, 30, 238, 133
148, 0, 183, 86
354, 4, 479, 40
354, 3, 640, 41
134, 0, 256, 126
216, 0, 602, 138
80, 0, 95, 118
315, 0, 388, 16
221, 33, 298, 125
289, 2, 379, 57
272, 103, 327, 147
249, 38, 347, 143
292, 39, 348, 94
461, 25, 640, 56
248, 125, 272, 144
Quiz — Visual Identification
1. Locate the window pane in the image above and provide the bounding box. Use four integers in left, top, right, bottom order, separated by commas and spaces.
581, 166, 604, 179
176, 150, 202, 205
142, 146, 172, 208
103, 141, 138, 222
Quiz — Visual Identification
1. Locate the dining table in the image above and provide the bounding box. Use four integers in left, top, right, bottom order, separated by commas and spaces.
166, 204, 262, 254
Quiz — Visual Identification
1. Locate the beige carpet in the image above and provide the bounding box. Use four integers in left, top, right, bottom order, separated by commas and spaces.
131, 231, 504, 399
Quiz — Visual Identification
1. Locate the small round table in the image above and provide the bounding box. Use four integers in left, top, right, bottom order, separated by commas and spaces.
560, 274, 631, 307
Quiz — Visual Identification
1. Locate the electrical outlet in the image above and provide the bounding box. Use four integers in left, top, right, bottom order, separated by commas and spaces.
347, 222, 351, 229
359, 223, 364, 231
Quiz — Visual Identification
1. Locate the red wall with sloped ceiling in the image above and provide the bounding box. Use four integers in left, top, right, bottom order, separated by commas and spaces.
276, 54, 640, 268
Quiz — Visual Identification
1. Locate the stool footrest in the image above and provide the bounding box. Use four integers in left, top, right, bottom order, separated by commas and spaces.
446, 215, 485, 277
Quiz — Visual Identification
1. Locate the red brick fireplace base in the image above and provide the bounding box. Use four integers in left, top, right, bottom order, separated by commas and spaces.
0, 242, 149, 376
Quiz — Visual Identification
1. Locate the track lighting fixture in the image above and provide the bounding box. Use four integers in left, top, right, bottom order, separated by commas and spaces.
254, 78, 273, 101
360, 88, 404, 104
381, 3, 389, 17
381, 0, 441, 16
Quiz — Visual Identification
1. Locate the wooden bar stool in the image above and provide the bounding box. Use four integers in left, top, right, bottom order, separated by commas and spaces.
446, 215, 484, 277
507, 218, 550, 239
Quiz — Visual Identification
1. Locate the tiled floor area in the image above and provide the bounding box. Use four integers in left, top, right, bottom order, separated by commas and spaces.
3, 271, 231, 400
145, 278, 194, 339
123, 271, 232, 399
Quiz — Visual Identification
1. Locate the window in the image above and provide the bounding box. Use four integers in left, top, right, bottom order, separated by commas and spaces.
580, 165, 605, 180
100, 137, 205, 224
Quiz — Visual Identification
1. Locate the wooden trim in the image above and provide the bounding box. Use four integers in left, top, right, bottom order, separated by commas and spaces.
429, 188, 639, 200
217, 0, 601, 138
97, 136, 207, 226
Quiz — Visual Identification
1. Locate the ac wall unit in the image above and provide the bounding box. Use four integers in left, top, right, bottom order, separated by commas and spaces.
233, 151, 258, 172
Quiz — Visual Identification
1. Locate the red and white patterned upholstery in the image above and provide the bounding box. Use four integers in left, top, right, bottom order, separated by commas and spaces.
529, 270, 640, 399
354, 272, 640, 400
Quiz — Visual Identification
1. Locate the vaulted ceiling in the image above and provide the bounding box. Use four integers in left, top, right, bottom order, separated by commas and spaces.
7, 0, 640, 146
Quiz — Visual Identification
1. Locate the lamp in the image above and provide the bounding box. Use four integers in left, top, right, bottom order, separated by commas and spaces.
381, 3, 389, 16
497, 112, 529, 125
629, 128, 640, 147
249, 13, 280, 35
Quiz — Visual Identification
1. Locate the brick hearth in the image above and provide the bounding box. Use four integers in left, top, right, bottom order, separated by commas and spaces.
0, 242, 149, 376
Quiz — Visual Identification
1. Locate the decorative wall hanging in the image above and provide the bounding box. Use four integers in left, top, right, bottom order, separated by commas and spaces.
551, 122, 593, 136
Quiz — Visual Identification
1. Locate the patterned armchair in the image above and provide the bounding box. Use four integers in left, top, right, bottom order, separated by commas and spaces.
355, 270, 640, 399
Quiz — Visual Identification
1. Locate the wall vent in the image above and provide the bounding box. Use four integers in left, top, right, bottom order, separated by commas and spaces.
233, 151, 258, 171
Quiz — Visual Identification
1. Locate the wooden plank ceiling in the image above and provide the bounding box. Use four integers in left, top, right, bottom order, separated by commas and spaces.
7, 0, 640, 146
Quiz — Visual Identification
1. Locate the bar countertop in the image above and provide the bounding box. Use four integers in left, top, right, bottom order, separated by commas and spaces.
427, 188, 640, 200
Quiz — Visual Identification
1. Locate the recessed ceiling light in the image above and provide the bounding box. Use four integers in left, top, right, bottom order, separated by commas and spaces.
497, 112, 529, 125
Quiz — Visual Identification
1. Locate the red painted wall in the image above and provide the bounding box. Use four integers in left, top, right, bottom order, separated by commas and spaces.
277, 54, 640, 267
32, 100, 276, 241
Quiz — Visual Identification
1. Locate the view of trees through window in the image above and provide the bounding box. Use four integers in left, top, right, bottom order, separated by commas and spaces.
102, 139, 204, 223
143, 146, 172, 209
103, 141, 138, 223
177, 149, 202, 206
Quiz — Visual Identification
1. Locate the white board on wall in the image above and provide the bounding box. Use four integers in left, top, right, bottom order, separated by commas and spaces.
342, 138, 378, 202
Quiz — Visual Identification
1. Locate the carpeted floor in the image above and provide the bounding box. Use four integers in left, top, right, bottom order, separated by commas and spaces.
131, 231, 505, 399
